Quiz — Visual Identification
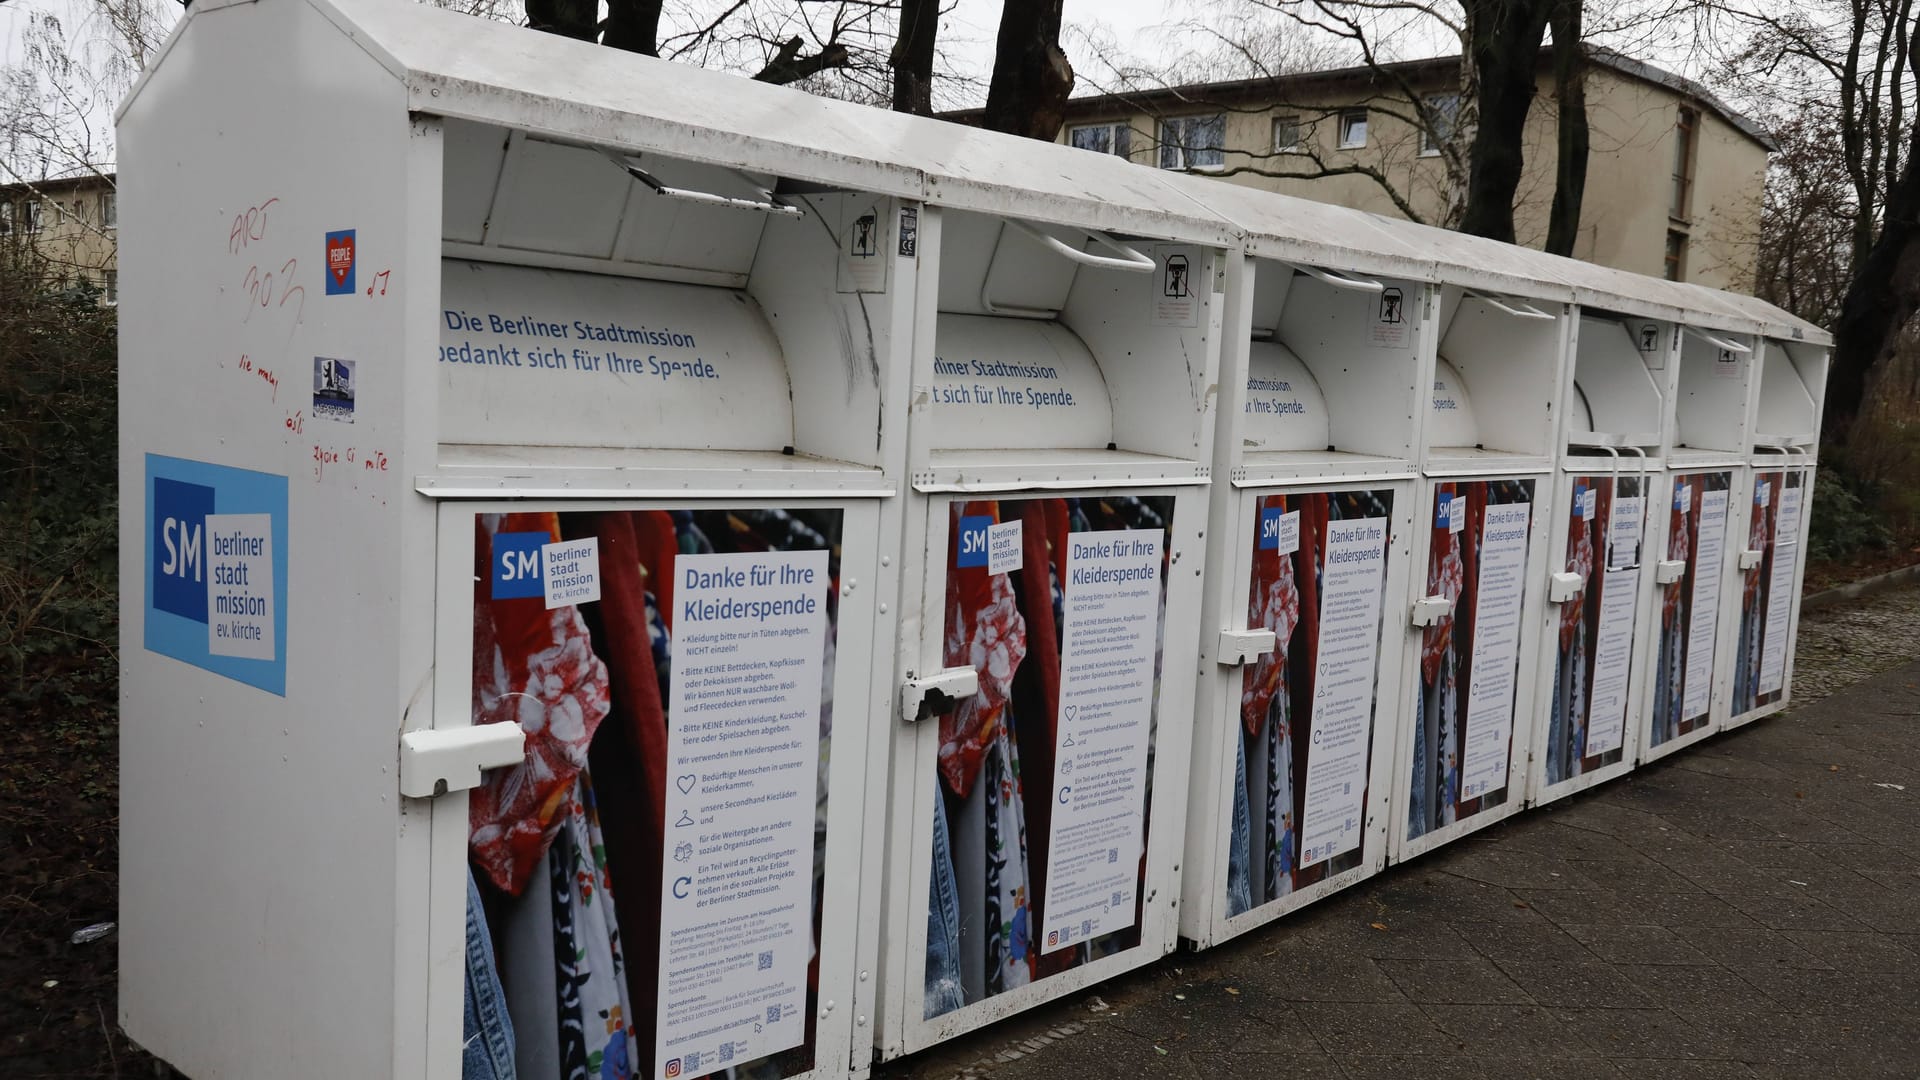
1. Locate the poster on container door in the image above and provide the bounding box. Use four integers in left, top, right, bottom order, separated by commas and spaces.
1759, 476, 1804, 695
1586, 493, 1645, 758
1461, 501, 1532, 800
1299, 516, 1390, 866
655, 549, 829, 1078
1040, 529, 1163, 954
1684, 488, 1731, 720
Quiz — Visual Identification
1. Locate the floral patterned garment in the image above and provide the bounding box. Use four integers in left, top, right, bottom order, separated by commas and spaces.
550, 772, 636, 1080
1560, 487, 1596, 652
472, 513, 614, 896
1241, 502, 1301, 740
939, 503, 1031, 800
1421, 487, 1467, 686
982, 720, 1034, 994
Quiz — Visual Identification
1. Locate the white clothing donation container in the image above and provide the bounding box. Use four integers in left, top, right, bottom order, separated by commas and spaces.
116, 2, 933, 1078
1525, 309, 1667, 805
1392, 270, 1569, 862
868, 170, 1228, 1058
1165, 188, 1432, 947
1636, 318, 1758, 762
1728, 331, 1828, 728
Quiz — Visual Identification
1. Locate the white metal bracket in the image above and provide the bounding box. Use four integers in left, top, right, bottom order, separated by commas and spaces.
1655, 559, 1687, 585
1737, 548, 1764, 570
1547, 571, 1586, 604
1410, 594, 1455, 628
399, 724, 526, 799
1216, 628, 1278, 667
901, 667, 980, 724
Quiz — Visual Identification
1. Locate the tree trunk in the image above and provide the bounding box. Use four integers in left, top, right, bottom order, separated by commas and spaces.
601, 0, 664, 55
754, 37, 852, 84
1458, 0, 1554, 243
525, 0, 598, 43
981, 0, 1075, 139
1828, 28, 1920, 443
892, 0, 941, 115
1544, 1, 1587, 257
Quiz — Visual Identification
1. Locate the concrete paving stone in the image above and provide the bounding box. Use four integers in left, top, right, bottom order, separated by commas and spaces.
1508, 888, 1634, 927
1290, 1001, 1458, 1056
1613, 963, 1775, 1010
1493, 821, 1644, 862
1775, 929, 1917, 973
1335, 1053, 1624, 1080
1491, 960, 1657, 1009
1668, 925, 1835, 970
1738, 964, 1920, 1016
1375, 957, 1535, 1006
1715, 890, 1869, 932
1314, 911, 1484, 962
1565, 856, 1700, 894
1418, 1004, 1600, 1060
1603, 1062, 1759, 1080
1803, 877, 1920, 934
1550, 1007, 1743, 1062
1608, 889, 1763, 929
1375, 872, 1544, 925
1182, 1050, 1347, 1079
1555, 923, 1715, 966
1449, 918, 1590, 963
1430, 847, 1602, 892
1231, 941, 1409, 1004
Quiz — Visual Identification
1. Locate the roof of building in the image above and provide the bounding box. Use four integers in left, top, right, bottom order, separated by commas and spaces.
0, 171, 117, 198
945, 45, 1774, 152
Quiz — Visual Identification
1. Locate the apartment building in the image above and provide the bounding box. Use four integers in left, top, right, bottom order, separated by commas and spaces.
0, 172, 119, 302
974, 47, 1769, 293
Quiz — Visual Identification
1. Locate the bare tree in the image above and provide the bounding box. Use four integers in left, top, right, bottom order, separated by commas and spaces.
981, 0, 1075, 137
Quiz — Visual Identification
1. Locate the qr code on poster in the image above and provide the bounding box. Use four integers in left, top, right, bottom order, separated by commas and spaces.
766, 1005, 783, 1026
757, 950, 774, 971
718, 1042, 735, 1064
1111, 891, 1126, 908
684, 1052, 701, 1074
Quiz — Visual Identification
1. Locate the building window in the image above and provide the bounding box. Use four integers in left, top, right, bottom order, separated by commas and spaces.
0, 202, 11, 235
1069, 121, 1133, 159
1664, 230, 1687, 280
101, 191, 116, 228
1671, 106, 1697, 220
21, 200, 42, 233
104, 270, 118, 305
1158, 114, 1226, 170
1273, 114, 1301, 153
1421, 95, 1460, 156
1337, 108, 1369, 149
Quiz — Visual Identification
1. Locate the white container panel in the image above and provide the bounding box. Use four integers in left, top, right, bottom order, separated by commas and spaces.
1572, 316, 1664, 444
1240, 342, 1331, 452
926, 315, 1114, 450
1428, 358, 1481, 449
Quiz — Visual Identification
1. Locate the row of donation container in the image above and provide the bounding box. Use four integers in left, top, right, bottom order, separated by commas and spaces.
113, 1, 1830, 1078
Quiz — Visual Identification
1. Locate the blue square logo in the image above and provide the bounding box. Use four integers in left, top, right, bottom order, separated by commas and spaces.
1258, 506, 1286, 550
955, 515, 991, 568
492, 531, 548, 599
152, 477, 215, 622
1435, 493, 1452, 529
144, 455, 288, 695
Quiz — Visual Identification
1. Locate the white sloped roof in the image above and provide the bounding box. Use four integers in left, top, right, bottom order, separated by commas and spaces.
301, 0, 1236, 245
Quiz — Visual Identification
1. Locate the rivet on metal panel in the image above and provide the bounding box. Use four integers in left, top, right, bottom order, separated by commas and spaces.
860, 971, 869, 981
858, 1015, 868, 1026
882, 555, 891, 567
879, 603, 889, 614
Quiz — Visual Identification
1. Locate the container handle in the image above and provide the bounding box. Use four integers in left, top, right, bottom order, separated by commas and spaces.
1466, 290, 1555, 321
1004, 219, 1156, 274
1684, 327, 1751, 354
1286, 263, 1384, 294
610, 154, 805, 218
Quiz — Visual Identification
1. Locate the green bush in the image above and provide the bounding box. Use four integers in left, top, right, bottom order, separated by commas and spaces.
1806, 469, 1894, 562
0, 240, 119, 693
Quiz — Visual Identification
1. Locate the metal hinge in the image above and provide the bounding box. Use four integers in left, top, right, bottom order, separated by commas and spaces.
399, 725, 526, 799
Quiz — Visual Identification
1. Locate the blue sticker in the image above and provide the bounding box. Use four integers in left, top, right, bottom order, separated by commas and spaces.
325, 229, 356, 295
492, 531, 549, 599
144, 455, 288, 695
956, 515, 991, 568
1258, 506, 1286, 550
1435, 493, 1452, 529
1573, 484, 1587, 519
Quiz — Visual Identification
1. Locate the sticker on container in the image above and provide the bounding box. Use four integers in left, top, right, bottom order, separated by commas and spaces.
1369, 286, 1409, 348
1152, 245, 1199, 327
839, 206, 887, 293
325, 229, 356, 295
145, 455, 288, 695
1435, 493, 1452, 531
1581, 486, 1597, 521
656, 549, 829, 1075
492, 531, 549, 599
312, 357, 354, 422
1713, 347, 1741, 378
898, 206, 918, 258
987, 519, 1023, 575
1259, 506, 1300, 554
1636, 324, 1662, 354
1676, 483, 1692, 514
1756, 480, 1771, 507
542, 537, 600, 609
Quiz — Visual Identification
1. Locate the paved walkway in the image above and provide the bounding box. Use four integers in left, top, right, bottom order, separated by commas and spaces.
881, 585, 1920, 1080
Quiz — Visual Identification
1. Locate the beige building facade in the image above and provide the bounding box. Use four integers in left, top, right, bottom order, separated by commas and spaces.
1, 172, 120, 302
1002, 49, 1769, 293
